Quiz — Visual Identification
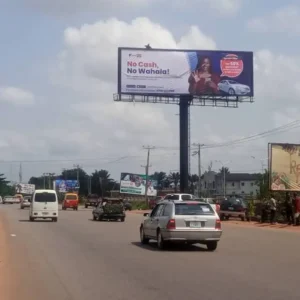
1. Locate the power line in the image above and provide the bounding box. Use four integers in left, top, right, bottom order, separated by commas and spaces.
155, 119, 300, 151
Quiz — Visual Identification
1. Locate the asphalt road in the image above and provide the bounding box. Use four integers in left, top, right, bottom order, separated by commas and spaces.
1, 205, 300, 300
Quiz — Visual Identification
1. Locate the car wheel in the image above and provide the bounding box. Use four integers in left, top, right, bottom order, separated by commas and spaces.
93, 215, 97, 221
85, 205, 88, 208
225, 216, 230, 220
157, 230, 166, 250
98, 216, 103, 221
29, 217, 34, 222
21, 206, 24, 209
228, 88, 235, 95
140, 226, 149, 244
241, 216, 245, 221
207, 241, 218, 251
53, 218, 58, 222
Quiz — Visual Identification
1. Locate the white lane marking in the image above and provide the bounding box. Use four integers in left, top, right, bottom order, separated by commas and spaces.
10, 234, 16, 237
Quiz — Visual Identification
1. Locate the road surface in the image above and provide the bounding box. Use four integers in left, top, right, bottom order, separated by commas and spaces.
1, 204, 300, 300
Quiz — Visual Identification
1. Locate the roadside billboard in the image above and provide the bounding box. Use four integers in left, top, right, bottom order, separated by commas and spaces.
54, 180, 80, 193
118, 47, 254, 97
120, 173, 157, 196
269, 143, 300, 191
15, 183, 35, 194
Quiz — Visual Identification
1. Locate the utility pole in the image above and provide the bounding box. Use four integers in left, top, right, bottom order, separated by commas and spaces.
192, 143, 204, 197
142, 145, 155, 203
43, 172, 49, 189
73, 164, 80, 182
48, 173, 55, 189
19, 163, 22, 183
215, 160, 231, 198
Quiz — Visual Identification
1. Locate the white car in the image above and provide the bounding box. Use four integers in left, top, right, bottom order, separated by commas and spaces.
3, 196, 20, 204
218, 80, 251, 95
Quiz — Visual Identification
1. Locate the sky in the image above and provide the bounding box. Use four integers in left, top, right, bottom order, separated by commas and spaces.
1, 0, 300, 182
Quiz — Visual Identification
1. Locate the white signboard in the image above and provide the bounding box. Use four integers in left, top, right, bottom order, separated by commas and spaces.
15, 183, 35, 194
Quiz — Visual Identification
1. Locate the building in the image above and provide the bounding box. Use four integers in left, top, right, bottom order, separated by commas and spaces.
197, 171, 260, 197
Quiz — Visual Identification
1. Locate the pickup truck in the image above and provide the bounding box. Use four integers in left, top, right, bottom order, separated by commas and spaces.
85, 194, 100, 208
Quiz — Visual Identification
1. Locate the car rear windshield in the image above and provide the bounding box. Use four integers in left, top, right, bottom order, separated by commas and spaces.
181, 194, 193, 200
34, 193, 56, 203
88, 194, 98, 199
175, 203, 214, 215
66, 195, 77, 200
165, 195, 179, 200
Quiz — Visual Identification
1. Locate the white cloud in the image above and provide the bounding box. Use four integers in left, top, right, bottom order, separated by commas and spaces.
247, 5, 300, 35
0, 86, 35, 106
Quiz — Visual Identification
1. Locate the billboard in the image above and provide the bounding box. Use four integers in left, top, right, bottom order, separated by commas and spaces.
15, 183, 35, 194
118, 47, 254, 97
269, 143, 300, 191
54, 180, 80, 193
120, 172, 157, 196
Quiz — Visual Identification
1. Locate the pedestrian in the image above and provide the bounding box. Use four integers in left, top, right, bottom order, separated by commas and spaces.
293, 192, 300, 226
269, 194, 277, 225
285, 193, 294, 225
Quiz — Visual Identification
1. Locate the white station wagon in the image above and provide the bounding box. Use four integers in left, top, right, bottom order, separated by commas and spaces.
140, 200, 222, 251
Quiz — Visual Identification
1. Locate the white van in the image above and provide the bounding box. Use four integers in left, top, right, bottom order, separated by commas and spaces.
29, 189, 58, 222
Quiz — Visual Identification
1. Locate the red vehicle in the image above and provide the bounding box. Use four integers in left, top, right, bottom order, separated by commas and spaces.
62, 193, 79, 210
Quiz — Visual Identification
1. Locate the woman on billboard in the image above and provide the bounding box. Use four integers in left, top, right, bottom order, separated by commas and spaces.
188, 56, 220, 95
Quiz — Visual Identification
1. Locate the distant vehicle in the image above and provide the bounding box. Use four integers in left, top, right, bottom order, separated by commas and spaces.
140, 200, 222, 251
163, 194, 194, 201
219, 197, 247, 221
3, 196, 20, 204
62, 193, 79, 210
15, 194, 24, 203
29, 189, 58, 222
92, 198, 125, 222
85, 194, 99, 208
218, 80, 251, 96
20, 196, 31, 209
123, 200, 132, 211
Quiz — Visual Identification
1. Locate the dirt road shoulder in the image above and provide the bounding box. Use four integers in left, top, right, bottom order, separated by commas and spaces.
0, 210, 11, 299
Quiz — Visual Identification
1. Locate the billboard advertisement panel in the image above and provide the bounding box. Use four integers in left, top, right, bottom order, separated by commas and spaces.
120, 172, 157, 196
15, 183, 35, 194
269, 143, 300, 191
54, 180, 80, 193
118, 47, 254, 97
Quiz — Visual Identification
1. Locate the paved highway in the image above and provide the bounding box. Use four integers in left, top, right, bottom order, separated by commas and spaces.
1, 204, 300, 300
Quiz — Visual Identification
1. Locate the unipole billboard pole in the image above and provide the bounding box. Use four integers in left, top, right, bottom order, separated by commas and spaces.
179, 96, 191, 193
143, 146, 155, 203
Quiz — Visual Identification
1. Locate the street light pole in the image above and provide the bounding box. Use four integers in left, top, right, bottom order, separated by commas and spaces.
193, 143, 204, 197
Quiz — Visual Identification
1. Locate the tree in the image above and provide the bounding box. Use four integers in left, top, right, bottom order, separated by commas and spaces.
151, 172, 167, 189
168, 172, 180, 192
0, 174, 14, 196
91, 169, 117, 197
256, 170, 270, 199
219, 167, 230, 175
189, 174, 199, 194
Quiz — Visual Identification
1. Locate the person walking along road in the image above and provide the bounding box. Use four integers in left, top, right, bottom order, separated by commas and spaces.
269, 194, 277, 225
285, 193, 294, 225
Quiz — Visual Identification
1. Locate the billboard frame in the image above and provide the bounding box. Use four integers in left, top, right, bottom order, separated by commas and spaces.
116, 47, 254, 105
268, 142, 300, 192
114, 47, 254, 193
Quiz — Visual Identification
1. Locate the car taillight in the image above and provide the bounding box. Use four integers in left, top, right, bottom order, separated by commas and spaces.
216, 204, 220, 211
166, 219, 176, 229
215, 219, 221, 230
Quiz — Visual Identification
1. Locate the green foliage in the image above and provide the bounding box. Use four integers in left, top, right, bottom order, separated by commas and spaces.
219, 167, 230, 174
131, 201, 149, 210
0, 173, 14, 196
